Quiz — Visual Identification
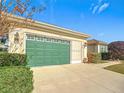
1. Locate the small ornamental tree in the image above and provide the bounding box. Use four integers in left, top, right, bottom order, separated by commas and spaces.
108, 41, 124, 60
0, 0, 46, 48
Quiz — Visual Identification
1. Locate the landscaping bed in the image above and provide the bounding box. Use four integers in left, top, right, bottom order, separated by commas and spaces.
104, 62, 124, 74
87, 53, 108, 63
0, 53, 27, 66
0, 66, 33, 93
0, 53, 33, 93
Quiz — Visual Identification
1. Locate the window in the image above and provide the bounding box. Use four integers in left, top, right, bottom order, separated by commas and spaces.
26, 34, 70, 44
27, 35, 35, 40
100, 45, 108, 53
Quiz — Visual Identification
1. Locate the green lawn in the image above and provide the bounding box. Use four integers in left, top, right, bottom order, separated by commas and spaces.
105, 61, 124, 74
94, 60, 108, 64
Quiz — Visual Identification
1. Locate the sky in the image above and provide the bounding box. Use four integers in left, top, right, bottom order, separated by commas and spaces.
32, 0, 124, 43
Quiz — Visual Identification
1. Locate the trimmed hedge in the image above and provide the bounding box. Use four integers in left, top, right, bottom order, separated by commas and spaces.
0, 53, 27, 66
0, 67, 33, 93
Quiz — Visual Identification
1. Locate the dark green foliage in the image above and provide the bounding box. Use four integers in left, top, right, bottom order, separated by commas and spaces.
0, 53, 27, 66
101, 53, 110, 60
120, 55, 124, 60
92, 53, 102, 63
0, 67, 33, 93
0, 48, 8, 51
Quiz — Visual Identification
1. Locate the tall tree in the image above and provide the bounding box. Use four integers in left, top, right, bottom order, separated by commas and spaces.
0, 0, 46, 48
108, 41, 124, 60
0, 0, 46, 33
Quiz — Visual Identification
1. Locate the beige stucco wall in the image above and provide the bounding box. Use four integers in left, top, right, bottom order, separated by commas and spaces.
98, 45, 100, 53
8, 28, 88, 64
71, 41, 82, 64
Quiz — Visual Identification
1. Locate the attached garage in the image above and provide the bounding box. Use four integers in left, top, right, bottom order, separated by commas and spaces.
8, 16, 90, 67
26, 35, 70, 66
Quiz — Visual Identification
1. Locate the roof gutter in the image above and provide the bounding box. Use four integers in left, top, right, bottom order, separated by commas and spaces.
7, 15, 91, 39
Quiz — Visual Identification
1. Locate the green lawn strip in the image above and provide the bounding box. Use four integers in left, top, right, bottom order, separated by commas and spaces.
94, 60, 108, 64
104, 63, 124, 74
121, 60, 124, 63
0, 66, 33, 93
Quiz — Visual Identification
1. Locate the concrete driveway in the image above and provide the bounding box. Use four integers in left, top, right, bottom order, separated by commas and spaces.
32, 62, 124, 93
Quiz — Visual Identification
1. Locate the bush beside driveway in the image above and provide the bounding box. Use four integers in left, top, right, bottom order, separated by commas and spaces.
0, 53, 33, 93
0, 67, 33, 93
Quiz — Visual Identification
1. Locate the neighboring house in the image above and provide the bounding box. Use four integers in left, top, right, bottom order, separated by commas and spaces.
87, 39, 108, 53
7, 15, 90, 67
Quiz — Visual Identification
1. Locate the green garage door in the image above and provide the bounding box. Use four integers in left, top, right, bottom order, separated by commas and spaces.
26, 35, 70, 67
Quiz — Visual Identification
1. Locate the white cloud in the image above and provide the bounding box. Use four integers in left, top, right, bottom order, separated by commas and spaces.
90, 3, 95, 10
92, 5, 99, 14
90, 0, 110, 14
98, 3, 110, 13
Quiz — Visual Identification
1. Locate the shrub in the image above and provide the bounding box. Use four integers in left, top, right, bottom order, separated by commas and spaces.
88, 53, 102, 63
92, 53, 102, 63
87, 53, 94, 63
0, 67, 33, 93
120, 55, 124, 60
101, 53, 110, 60
0, 53, 27, 66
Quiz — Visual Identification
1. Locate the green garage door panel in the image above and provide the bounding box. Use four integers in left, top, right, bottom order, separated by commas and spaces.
26, 40, 70, 67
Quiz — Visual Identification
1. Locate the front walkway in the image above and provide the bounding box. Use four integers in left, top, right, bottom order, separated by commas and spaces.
32, 62, 124, 93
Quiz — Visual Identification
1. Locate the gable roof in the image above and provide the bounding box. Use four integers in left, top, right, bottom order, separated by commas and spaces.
88, 39, 108, 45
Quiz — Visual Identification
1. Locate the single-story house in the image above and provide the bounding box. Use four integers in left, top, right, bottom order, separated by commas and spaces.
87, 39, 108, 53
7, 15, 90, 67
